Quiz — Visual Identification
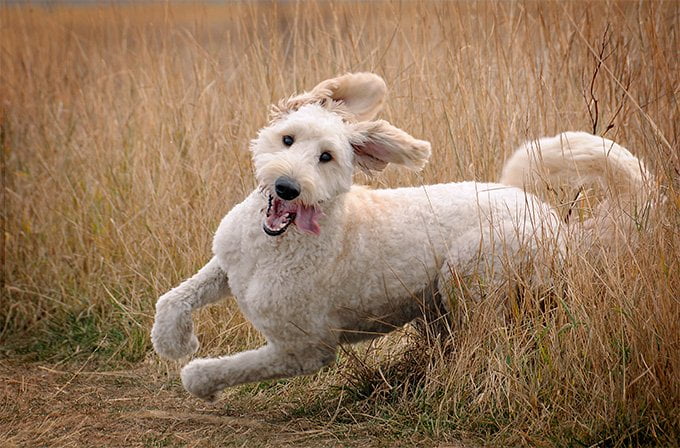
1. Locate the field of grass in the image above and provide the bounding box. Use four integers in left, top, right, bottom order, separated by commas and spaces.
2, 1, 679, 446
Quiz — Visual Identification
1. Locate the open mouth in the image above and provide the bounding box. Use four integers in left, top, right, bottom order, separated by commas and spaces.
263, 195, 296, 236
263, 194, 322, 236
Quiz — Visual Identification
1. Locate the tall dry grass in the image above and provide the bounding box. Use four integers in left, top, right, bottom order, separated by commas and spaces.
2, 1, 678, 446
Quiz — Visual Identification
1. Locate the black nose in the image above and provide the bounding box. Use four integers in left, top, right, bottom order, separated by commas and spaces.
274, 176, 301, 200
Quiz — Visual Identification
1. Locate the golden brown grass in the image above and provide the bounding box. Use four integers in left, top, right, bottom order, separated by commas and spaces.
2, 1, 678, 446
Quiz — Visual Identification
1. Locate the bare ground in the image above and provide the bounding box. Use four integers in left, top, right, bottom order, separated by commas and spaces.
0, 360, 472, 448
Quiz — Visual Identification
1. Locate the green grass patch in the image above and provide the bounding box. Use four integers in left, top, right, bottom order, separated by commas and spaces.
5, 311, 149, 366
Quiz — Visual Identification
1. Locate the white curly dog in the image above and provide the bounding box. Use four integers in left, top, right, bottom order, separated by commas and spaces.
151, 73, 652, 401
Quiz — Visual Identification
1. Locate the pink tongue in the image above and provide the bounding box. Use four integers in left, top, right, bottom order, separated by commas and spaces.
295, 204, 322, 235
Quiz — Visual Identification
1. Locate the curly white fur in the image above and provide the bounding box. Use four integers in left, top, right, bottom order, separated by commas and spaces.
150, 73, 651, 401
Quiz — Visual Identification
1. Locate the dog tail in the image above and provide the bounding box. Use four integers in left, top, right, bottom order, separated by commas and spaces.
499, 131, 655, 242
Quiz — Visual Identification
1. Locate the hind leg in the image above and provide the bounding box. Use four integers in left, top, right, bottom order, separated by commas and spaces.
409, 225, 513, 343
440, 225, 512, 299
438, 215, 562, 323
436, 219, 535, 327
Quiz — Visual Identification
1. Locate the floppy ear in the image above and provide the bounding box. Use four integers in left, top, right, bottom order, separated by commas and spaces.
350, 120, 431, 172
310, 72, 387, 121
279, 73, 387, 121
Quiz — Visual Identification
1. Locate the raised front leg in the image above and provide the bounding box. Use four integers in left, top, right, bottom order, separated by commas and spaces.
151, 257, 231, 360
180, 344, 336, 401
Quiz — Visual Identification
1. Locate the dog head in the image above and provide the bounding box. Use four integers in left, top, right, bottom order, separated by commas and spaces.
250, 73, 431, 237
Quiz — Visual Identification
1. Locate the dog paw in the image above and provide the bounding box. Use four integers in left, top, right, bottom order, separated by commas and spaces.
181, 359, 223, 402
151, 326, 199, 360
151, 298, 200, 360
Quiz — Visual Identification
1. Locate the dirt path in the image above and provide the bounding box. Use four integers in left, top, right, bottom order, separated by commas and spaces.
0, 361, 469, 447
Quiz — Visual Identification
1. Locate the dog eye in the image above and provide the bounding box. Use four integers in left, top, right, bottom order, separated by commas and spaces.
282, 135, 294, 146
319, 152, 333, 163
